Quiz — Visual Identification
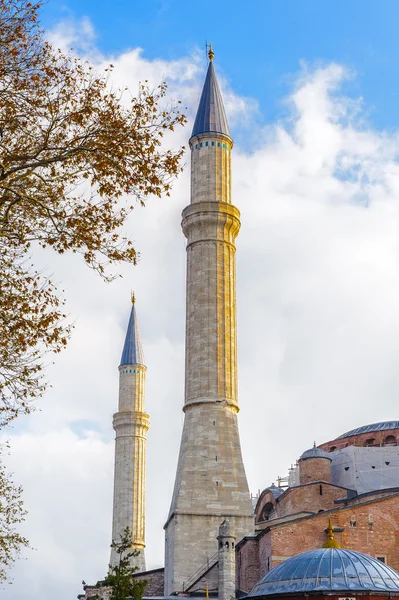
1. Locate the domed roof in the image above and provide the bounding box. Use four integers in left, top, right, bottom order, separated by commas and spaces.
337, 420, 399, 439
263, 484, 283, 499
300, 446, 331, 461
248, 548, 399, 597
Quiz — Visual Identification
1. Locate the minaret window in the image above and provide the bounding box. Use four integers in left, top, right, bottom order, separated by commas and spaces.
212, 141, 215, 146
205, 142, 208, 146
384, 435, 396, 445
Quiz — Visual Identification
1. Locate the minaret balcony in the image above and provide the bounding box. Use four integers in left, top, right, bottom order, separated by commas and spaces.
181, 201, 240, 246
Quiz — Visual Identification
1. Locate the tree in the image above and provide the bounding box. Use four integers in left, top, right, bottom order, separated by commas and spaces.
0, 0, 186, 425
0, 443, 28, 584
98, 528, 147, 600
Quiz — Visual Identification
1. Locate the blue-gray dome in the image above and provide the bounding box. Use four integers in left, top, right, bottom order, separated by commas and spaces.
337, 421, 399, 439
264, 484, 283, 499
248, 548, 399, 597
300, 447, 331, 461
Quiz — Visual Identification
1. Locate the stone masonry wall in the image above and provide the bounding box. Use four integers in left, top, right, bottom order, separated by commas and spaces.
110, 363, 149, 570
165, 129, 254, 595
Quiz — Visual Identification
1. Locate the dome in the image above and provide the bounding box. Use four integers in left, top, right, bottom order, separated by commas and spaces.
263, 484, 283, 499
248, 548, 399, 597
337, 420, 399, 439
300, 446, 331, 461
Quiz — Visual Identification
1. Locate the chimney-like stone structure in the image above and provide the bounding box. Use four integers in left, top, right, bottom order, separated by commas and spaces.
110, 297, 149, 571
164, 47, 254, 595
218, 520, 236, 600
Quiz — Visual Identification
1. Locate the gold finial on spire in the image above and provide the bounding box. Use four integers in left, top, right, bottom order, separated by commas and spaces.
208, 43, 214, 62
323, 517, 341, 549
205, 584, 209, 599
131, 291, 136, 305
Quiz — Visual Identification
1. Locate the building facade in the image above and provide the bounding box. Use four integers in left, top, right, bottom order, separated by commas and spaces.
237, 440, 399, 595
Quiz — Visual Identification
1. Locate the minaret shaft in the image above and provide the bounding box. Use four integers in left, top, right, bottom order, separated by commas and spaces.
110, 306, 149, 572
184, 198, 240, 408
164, 78, 254, 593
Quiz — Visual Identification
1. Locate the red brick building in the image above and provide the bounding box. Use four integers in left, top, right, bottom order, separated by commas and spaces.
236, 423, 399, 595
320, 421, 399, 452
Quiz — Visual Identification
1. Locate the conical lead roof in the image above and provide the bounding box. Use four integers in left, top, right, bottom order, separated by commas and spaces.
191, 60, 231, 139
120, 302, 144, 366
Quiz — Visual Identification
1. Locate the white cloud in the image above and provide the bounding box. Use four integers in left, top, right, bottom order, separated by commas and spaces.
5, 15, 399, 600
47, 16, 97, 55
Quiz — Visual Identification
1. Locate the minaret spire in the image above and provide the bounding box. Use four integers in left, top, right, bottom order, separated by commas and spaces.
164, 55, 253, 595
110, 298, 149, 572
120, 297, 144, 366
191, 51, 231, 139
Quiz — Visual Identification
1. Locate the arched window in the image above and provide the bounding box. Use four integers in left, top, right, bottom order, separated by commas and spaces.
329, 446, 337, 452
260, 501, 274, 522
365, 438, 375, 447
384, 435, 396, 445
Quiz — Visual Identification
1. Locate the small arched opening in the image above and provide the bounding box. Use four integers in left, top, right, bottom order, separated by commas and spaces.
365, 438, 376, 447
384, 435, 396, 446
260, 501, 274, 522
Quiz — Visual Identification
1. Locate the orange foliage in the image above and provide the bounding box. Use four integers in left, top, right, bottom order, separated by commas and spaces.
0, 0, 187, 425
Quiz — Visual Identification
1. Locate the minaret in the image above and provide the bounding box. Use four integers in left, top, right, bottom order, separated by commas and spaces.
164, 46, 254, 595
110, 295, 149, 571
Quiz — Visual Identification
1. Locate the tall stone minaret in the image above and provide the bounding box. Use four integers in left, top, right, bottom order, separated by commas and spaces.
164, 46, 254, 595
110, 295, 149, 571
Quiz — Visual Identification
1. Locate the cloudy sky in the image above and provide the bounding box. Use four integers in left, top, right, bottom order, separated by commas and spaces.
4, 2, 399, 599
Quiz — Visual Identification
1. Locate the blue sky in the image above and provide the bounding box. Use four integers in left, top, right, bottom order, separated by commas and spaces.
42, 0, 399, 132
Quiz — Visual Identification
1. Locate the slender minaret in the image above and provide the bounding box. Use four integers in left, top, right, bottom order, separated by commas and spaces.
164, 46, 254, 595
110, 295, 149, 571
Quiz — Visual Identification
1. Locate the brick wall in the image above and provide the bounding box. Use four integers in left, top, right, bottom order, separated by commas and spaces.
298, 458, 331, 484
320, 428, 399, 452
277, 483, 345, 517
236, 538, 260, 593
